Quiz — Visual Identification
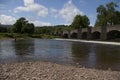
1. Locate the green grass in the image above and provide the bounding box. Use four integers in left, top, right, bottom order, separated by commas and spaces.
0, 33, 60, 39
0, 33, 30, 39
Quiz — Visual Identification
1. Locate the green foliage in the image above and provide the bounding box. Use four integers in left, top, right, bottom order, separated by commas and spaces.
63, 25, 72, 31
22, 23, 35, 34
0, 33, 31, 39
0, 27, 7, 32
12, 17, 26, 33
12, 17, 35, 34
71, 15, 83, 29
71, 14, 90, 29
82, 15, 90, 28
34, 25, 71, 36
35, 27, 53, 34
95, 2, 120, 27
113, 11, 120, 24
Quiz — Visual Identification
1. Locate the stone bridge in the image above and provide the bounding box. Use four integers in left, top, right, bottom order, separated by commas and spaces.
62, 25, 120, 40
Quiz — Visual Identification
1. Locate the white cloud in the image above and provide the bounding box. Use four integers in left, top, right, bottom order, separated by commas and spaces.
50, 8, 58, 13
50, 0, 84, 24
0, 14, 16, 25
30, 20, 51, 26
14, 0, 48, 17
50, 8, 58, 18
59, 0, 83, 23
24, 0, 34, 6
14, 7, 29, 13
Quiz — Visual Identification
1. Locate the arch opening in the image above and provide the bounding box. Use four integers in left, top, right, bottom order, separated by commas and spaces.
92, 31, 101, 40
71, 32, 77, 38
107, 30, 120, 40
62, 33, 68, 38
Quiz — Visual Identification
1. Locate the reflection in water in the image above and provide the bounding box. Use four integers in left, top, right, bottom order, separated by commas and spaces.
71, 42, 120, 70
12, 39, 35, 62
0, 40, 15, 63
13, 39, 34, 55
0, 39, 120, 71
0, 42, 1, 54
71, 42, 89, 62
94, 45, 120, 70
0, 42, 2, 57
71, 42, 97, 67
33, 39, 73, 64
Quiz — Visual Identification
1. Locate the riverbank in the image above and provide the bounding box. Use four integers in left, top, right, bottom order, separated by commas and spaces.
0, 33, 59, 39
55, 38, 120, 45
0, 61, 120, 80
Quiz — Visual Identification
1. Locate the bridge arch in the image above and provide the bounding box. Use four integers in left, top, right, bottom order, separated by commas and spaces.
107, 30, 120, 40
92, 31, 101, 40
63, 33, 68, 38
71, 32, 77, 38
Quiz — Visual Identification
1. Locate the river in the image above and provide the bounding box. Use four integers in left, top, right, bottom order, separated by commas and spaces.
0, 39, 120, 71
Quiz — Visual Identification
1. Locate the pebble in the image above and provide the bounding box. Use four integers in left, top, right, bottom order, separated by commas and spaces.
0, 61, 120, 80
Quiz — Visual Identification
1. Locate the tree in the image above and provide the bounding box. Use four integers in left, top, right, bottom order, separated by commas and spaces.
95, 5, 107, 26
106, 2, 118, 26
82, 15, 90, 28
22, 23, 35, 34
114, 11, 120, 24
95, 2, 120, 27
12, 17, 27, 33
71, 14, 90, 38
12, 17, 35, 34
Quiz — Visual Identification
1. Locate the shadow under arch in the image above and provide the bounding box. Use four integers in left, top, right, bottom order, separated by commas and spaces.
107, 30, 120, 40
62, 33, 68, 38
92, 31, 101, 40
71, 32, 77, 39
81, 32, 87, 39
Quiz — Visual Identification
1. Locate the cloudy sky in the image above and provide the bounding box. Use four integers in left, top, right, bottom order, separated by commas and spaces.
0, 0, 119, 26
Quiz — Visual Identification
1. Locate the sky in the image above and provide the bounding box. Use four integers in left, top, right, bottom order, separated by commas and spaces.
0, 0, 119, 27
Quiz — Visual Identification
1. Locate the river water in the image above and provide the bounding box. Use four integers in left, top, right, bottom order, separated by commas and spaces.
0, 39, 120, 71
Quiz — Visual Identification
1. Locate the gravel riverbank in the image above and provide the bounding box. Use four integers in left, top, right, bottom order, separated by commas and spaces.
0, 61, 120, 80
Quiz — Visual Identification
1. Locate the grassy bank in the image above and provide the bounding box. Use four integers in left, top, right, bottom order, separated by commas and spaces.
0, 33, 59, 39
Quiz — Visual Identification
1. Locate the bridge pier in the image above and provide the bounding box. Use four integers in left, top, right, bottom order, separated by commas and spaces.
101, 26, 107, 40
77, 28, 82, 39
68, 30, 71, 39
87, 27, 92, 40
